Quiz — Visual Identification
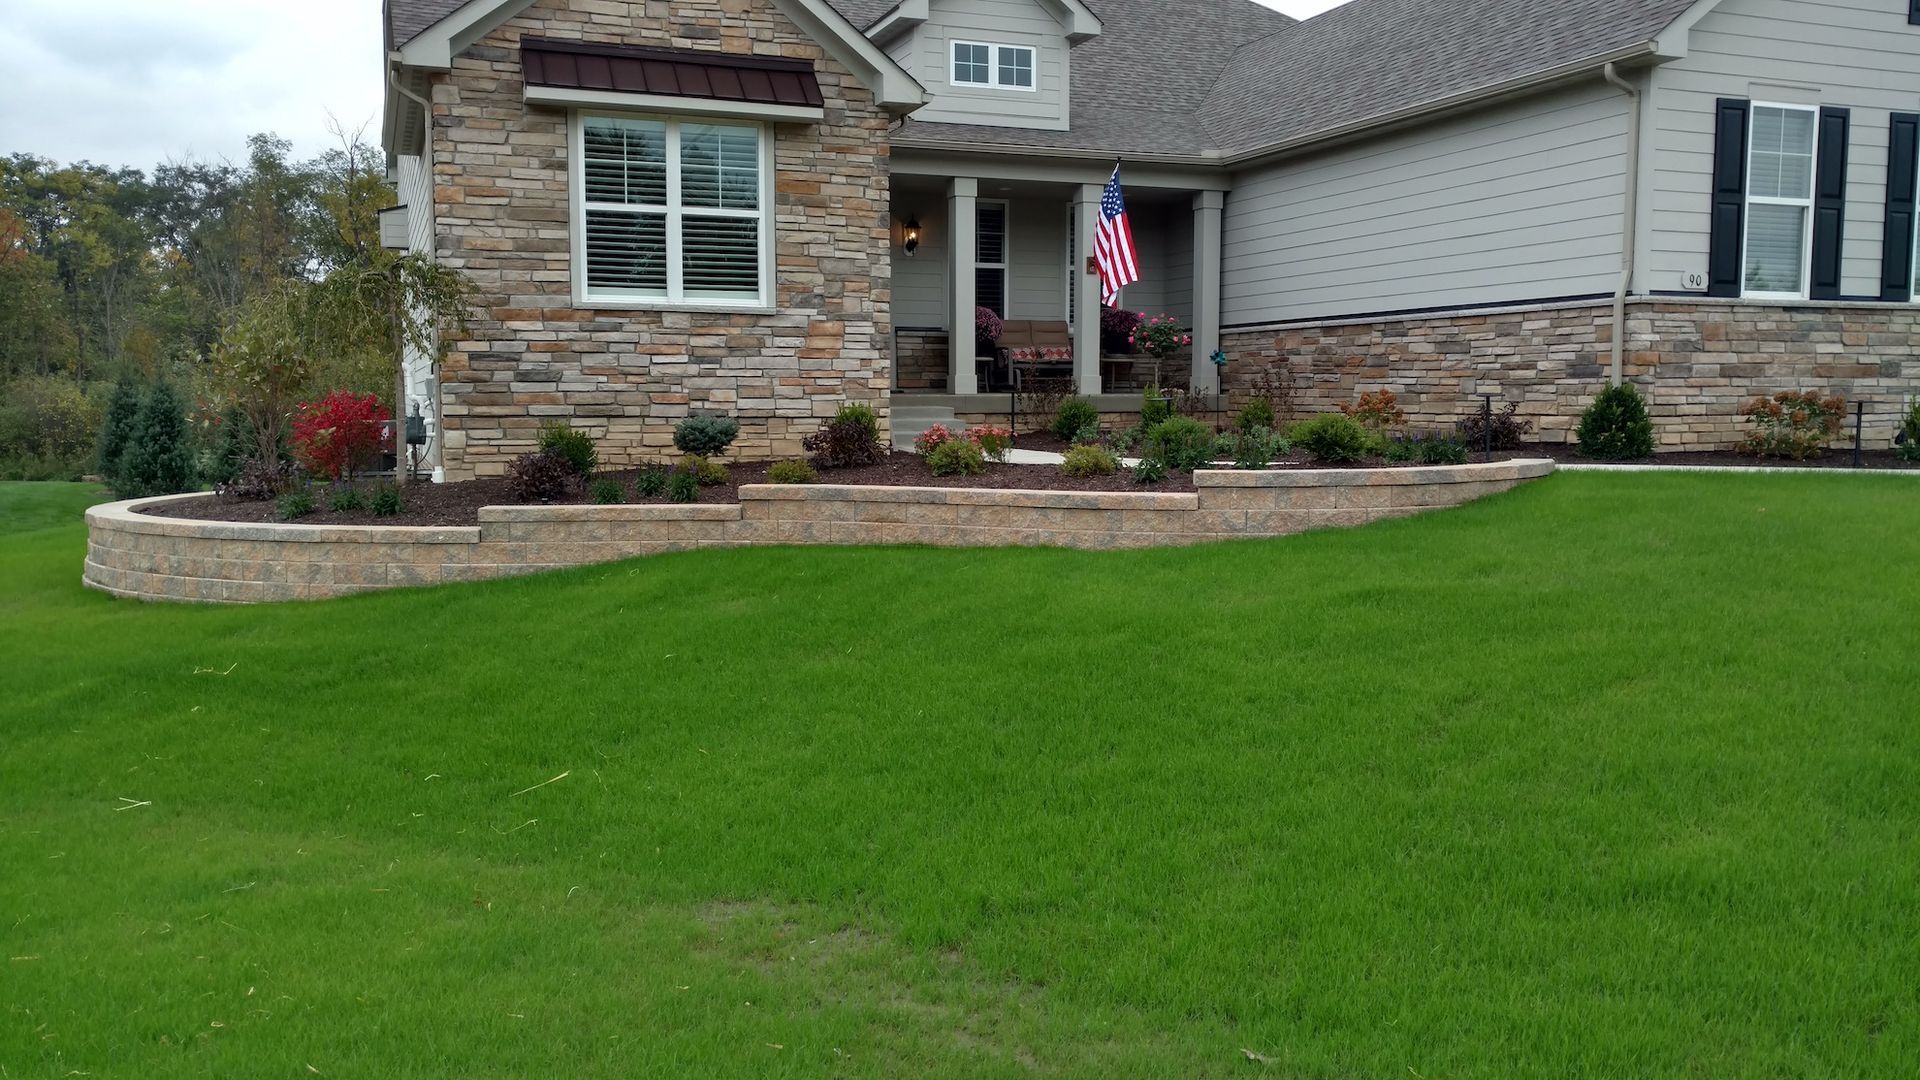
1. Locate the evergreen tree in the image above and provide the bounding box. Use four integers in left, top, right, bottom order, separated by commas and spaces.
1576, 383, 1657, 461
205, 403, 254, 486
94, 374, 143, 484
118, 380, 196, 496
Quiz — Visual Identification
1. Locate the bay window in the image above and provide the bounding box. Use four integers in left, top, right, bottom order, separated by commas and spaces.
574, 114, 771, 308
1743, 104, 1817, 298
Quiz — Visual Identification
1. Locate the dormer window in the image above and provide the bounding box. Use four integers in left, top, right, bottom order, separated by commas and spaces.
952, 42, 1035, 91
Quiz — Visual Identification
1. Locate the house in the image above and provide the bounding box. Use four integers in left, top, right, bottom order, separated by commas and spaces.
380, 0, 1920, 479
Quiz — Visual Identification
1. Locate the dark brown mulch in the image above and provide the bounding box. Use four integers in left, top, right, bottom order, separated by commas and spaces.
1514, 443, 1919, 471
140, 453, 1199, 528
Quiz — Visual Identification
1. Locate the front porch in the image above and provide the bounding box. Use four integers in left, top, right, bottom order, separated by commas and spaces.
886, 167, 1226, 406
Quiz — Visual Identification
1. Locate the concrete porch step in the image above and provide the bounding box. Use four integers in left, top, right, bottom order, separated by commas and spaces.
892, 405, 959, 449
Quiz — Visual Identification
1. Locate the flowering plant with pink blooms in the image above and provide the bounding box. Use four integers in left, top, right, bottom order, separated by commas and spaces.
913, 424, 956, 456
1130, 313, 1192, 361
963, 425, 1014, 461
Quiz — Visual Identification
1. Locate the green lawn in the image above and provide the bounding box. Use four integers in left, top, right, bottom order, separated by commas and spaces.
3, 475, 1917, 1077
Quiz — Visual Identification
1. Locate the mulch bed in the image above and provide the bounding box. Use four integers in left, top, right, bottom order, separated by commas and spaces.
138, 433, 1912, 529
140, 451, 1199, 528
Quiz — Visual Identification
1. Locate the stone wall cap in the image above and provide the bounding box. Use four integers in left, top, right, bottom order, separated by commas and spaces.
478, 504, 743, 523
740, 484, 1201, 510
1195, 460, 1554, 488
90, 495, 483, 544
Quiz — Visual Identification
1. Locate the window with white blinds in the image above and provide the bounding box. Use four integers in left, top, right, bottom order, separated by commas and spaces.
1744, 104, 1817, 298
976, 200, 1008, 317
575, 115, 769, 307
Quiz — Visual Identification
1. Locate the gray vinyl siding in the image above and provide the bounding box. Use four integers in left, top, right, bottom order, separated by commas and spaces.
901, 0, 1070, 130
1643, 0, 1920, 299
892, 198, 950, 328
1220, 82, 1630, 326
1109, 204, 1193, 324
396, 153, 435, 257
395, 153, 438, 425
1007, 198, 1067, 320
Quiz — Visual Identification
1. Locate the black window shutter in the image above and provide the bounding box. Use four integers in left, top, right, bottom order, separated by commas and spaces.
1708, 98, 1750, 297
1911, 0, 1920, 27
1882, 113, 1919, 302
1809, 107, 1850, 301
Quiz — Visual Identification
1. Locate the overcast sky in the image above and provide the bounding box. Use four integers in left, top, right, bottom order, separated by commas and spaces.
0, 0, 1353, 171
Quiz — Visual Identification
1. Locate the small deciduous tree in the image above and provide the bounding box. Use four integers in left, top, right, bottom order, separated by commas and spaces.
291, 390, 389, 480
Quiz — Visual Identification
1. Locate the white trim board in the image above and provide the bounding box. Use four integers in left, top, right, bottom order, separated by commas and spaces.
526, 85, 825, 123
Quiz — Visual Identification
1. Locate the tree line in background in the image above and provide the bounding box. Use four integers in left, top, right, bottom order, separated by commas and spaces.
0, 130, 469, 488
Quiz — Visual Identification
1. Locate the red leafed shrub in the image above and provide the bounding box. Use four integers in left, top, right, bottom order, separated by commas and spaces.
1340, 390, 1407, 432
1739, 390, 1844, 460
291, 391, 390, 480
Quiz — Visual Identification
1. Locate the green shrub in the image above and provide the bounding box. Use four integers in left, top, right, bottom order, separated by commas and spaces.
1107, 425, 1144, 457
636, 465, 670, 498
1236, 398, 1276, 433
1140, 386, 1173, 427
1144, 417, 1215, 471
1061, 444, 1118, 478
1900, 400, 1920, 463
678, 453, 730, 486
1221, 426, 1288, 470
276, 489, 315, 521
1291, 413, 1371, 464
1739, 391, 1844, 460
1386, 434, 1470, 466
117, 380, 196, 497
674, 413, 740, 457
1052, 399, 1100, 441
1132, 457, 1168, 485
368, 483, 404, 517
804, 404, 884, 468
927, 437, 986, 477
590, 477, 627, 504
1576, 383, 1656, 461
667, 468, 701, 503
537, 422, 599, 477
327, 485, 365, 512
767, 459, 819, 485
508, 448, 574, 503
95, 375, 142, 484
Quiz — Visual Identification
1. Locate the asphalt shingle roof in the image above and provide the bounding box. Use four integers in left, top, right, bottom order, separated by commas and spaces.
1201, 0, 1701, 155
388, 0, 1705, 159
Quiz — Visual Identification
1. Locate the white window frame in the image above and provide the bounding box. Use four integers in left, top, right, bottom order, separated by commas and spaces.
976, 198, 1009, 316
950, 41, 1037, 92
569, 111, 775, 312
1741, 101, 1819, 302
1913, 133, 1920, 302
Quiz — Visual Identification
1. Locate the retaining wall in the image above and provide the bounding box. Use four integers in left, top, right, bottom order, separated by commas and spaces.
84, 460, 1553, 604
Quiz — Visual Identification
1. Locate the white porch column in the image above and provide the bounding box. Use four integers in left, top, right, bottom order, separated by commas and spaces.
947, 177, 979, 395
1192, 190, 1225, 396
1073, 183, 1104, 397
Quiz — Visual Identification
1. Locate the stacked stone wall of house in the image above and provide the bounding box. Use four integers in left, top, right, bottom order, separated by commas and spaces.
1223, 300, 1920, 449
894, 329, 948, 392
429, 0, 895, 480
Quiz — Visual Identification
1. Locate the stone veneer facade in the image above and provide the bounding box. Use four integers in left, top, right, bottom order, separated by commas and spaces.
1223, 298, 1920, 449
428, 0, 895, 480
85, 460, 1553, 603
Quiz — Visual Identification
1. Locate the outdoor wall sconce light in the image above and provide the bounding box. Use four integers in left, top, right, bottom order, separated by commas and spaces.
902, 216, 921, 257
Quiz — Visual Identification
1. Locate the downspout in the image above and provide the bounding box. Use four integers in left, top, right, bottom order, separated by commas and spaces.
1603, 62, 1640, 388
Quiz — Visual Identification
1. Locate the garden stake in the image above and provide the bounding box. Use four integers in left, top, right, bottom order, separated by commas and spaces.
1854, 400, 1864, 468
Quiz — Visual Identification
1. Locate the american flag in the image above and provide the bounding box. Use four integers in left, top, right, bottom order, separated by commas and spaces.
1094, 165, 1140, 307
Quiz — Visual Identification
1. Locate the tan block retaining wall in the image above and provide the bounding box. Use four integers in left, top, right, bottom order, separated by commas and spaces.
1223, 298, 1920, 450
84, 460, 1552, 604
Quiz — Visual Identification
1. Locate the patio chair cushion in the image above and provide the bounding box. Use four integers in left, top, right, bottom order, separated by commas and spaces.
1000, 320, 1074, 362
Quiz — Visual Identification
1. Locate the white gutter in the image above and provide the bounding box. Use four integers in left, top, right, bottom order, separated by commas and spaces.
1602, 62, 1641, 388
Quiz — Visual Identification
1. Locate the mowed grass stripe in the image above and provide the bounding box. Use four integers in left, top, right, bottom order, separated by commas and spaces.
1, 476, 1916, 1077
